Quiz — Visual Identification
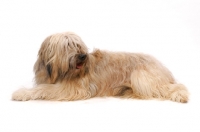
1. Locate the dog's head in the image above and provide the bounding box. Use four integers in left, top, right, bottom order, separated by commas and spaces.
34, 32, 88, 84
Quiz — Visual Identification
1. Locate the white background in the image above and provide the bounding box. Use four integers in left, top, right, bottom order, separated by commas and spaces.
0, 0, 200, 132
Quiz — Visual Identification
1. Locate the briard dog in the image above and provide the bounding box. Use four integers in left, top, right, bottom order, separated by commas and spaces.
12, 32, 189, 103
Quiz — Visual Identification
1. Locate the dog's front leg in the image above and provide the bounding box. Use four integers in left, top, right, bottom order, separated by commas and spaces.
12, 84, 92, 101
12, 88, 33, 101
12, 84, 61, 101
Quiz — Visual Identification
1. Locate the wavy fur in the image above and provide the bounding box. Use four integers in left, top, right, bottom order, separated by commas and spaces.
12, 32, 189, 103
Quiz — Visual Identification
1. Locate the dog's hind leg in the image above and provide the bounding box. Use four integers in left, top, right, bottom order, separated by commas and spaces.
160, 83, 189, 103
130, 70, 189, 103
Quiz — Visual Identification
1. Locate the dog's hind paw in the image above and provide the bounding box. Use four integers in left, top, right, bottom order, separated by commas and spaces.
170, 89, 189, 103
12, 88, 31, 101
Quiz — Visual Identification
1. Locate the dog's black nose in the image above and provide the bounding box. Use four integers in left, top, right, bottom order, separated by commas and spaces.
78, 54, 87, 61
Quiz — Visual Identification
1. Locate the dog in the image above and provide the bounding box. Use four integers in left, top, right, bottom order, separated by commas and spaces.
12, 32, 189, 103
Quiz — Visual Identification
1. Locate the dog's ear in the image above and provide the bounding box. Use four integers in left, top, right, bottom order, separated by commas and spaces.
46, 63, 59, 83
34, 58, 60, 84
34, 57, 59, 84
46, 64, 52, 77
92, 49, 103, 61
34, 58, 50, 84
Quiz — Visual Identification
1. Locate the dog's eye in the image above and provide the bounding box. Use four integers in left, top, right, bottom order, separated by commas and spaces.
76, 45, 82, 53
77, 44, 81, 49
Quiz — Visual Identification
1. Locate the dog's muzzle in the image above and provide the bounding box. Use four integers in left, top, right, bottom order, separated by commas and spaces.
78, 54, 87, 61
76, 54, 87, 69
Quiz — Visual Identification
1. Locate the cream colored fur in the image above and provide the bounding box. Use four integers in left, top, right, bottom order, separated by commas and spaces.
12, 32, 189, 103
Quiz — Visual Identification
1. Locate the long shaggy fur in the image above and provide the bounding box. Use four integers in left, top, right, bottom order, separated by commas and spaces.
12, 32, 189, 103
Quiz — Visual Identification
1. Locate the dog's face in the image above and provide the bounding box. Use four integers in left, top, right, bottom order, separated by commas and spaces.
34, 32, 88, 84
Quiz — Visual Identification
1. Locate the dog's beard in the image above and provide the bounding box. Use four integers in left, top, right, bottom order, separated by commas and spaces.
64, 53, 88, 79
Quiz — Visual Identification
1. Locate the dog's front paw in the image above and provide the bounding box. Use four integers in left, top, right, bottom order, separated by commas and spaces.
12, 88, 31, 101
